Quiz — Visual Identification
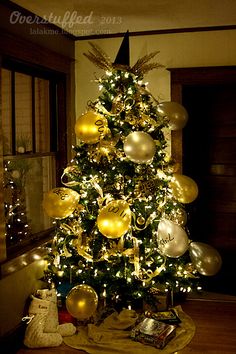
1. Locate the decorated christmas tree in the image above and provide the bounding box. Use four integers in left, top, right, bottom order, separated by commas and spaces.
43, 35, 222, 318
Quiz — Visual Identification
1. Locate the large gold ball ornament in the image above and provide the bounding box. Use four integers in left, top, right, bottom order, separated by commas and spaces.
157, 219, 189, 258
97, 200, 131, 239
157, 101, 188, 130
66, 284, 98, 320
43, 187, 80, 219
75, 111, 108, 144
170, 173, 198, 204
123, 131, 156, 163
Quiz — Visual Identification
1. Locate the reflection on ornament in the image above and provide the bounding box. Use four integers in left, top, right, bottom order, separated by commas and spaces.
75, 111, 108, 144
97, 200, 131, 238
43, 187, 80, 219
189, 242, 222, 276
157, 219, 189, 258
157, 101, 188, 130
124, 131, 156, 163
66, 284, 98, 320
170, 173, 198, 204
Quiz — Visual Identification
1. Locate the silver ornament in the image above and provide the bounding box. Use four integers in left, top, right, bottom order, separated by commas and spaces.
124, 131, 156, 164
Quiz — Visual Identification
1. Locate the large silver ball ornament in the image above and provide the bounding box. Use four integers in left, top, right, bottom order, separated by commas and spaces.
123, 131, 156, 164
157, 101, 188, 130
189, 242, 222, 276
157, 219, 189, 258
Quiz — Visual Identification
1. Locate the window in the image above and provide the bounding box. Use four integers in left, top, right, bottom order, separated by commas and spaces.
1, 60, 67, 258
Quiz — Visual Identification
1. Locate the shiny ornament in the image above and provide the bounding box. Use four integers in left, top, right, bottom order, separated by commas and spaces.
137, 216, 145, 225
75, 111, 108, 144
124, 131, 156, 163
170, 173, 198, 204
157, 101, 188, 130
157, 219, 189, 258
97, 200, 131, 239
189, 242, 222, 276
43, 187, 80, 219
66, 284, 98, 320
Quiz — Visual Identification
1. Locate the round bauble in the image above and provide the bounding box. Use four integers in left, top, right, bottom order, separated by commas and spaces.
43, 187, 80, 219
157, 101, 188, 130
189, 242, 222, 276
124, 131, 156, 163
170, 173, 198, 204
66, 284, 98, 320
75, 111, 108, 144
157, 219, 189, 258
97, 200, 131, 239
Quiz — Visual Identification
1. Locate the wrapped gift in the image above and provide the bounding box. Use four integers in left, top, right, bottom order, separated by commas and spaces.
131, 316, 177, 349
144, 309, 181, 325
151, 286, 173, 311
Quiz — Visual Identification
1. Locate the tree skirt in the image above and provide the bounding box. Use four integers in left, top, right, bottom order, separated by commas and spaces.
63, 305, 195, 354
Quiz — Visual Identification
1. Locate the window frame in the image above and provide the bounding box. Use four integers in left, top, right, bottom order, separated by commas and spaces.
1, 57, 67, 260
0, 27, 75, 270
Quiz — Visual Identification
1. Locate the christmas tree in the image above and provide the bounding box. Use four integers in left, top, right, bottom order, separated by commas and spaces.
4, 158, 31, 248
43, 36, 222, 315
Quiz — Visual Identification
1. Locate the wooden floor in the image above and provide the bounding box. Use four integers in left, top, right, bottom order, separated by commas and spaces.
17, 293, 236, 354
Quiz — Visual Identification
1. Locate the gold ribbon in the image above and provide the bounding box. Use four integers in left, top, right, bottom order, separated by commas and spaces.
132, 211, 157, 231
60, 222, 93, 262
141, 260, 166, 284
61, 166, 80, 187
89, 176, 113, 208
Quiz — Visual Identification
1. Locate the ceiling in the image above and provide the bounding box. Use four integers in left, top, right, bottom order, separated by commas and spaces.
12, 0, 236, 38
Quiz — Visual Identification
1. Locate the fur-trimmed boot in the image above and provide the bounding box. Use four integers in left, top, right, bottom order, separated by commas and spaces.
37, 288, 76, 337
23, 296, 63, 348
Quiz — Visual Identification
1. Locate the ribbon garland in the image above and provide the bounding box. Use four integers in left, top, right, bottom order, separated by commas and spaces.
61, 166, 81, 187
60, 222, 93, 262
141, 260, 166, 284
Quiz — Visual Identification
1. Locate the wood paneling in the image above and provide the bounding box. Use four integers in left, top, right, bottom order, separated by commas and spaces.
170, 67, 236, 295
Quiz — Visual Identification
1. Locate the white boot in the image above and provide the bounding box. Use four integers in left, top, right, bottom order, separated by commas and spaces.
37, 288, 76, 336
23, 296, 63, 348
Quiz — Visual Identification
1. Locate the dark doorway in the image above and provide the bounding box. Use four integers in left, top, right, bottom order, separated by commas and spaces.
170, 67, 236, 295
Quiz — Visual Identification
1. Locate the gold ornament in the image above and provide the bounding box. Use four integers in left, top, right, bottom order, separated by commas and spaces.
137, 216, 145, 225
157, 101, 188, 130
66, 284, 98, 320
43, 187, 80, 219
75, 111, 108, 144
124, 131, 156, 164
170, 173, 198, 204
97, 200, 131, 239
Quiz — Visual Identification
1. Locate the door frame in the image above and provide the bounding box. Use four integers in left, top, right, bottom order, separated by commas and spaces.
169, 66, 236, 171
